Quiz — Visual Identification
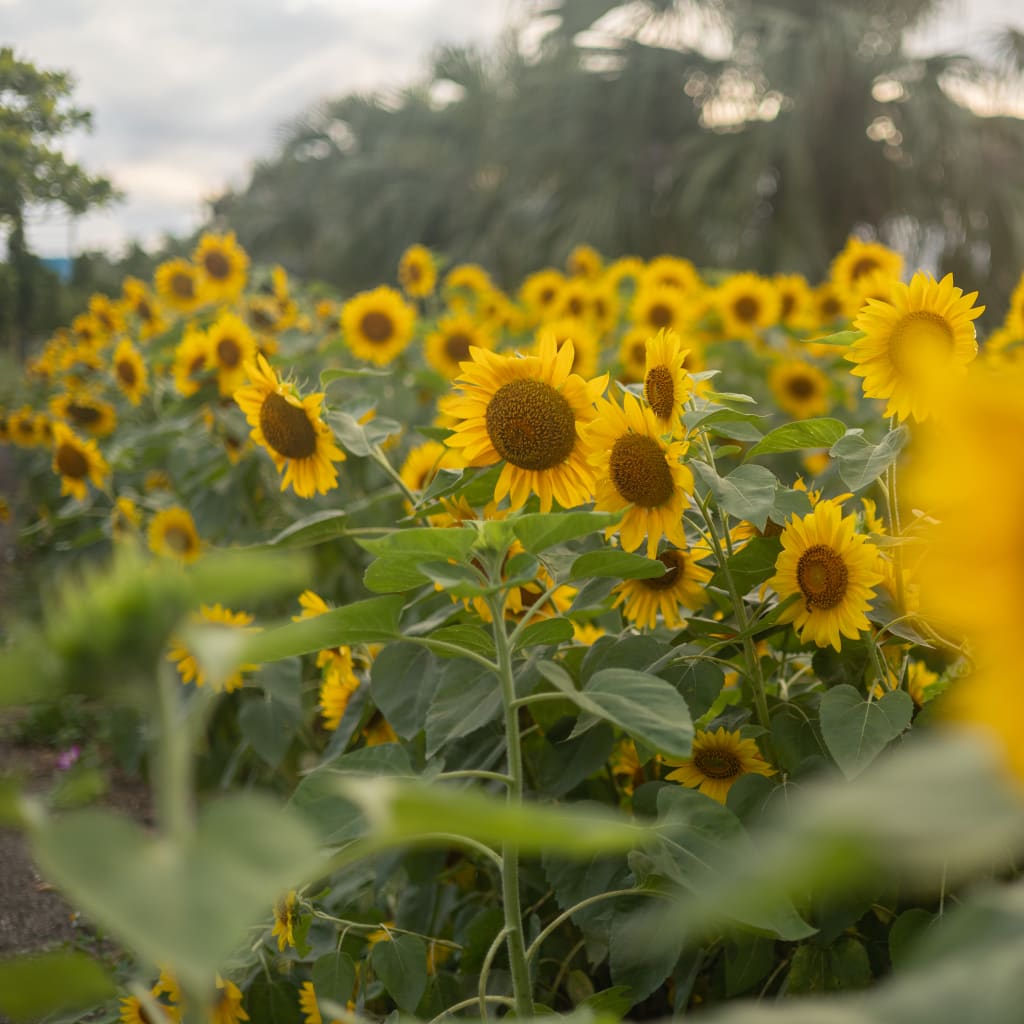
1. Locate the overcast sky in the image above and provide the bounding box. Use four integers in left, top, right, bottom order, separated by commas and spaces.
5, 0, 1022, 259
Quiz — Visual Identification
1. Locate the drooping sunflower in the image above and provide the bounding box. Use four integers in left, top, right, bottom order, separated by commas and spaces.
171, 326, 211, 397
50, 392, 117, 438
583, 392, 692, 558
643, 328, 692, 435
631, 284, 691, 336
193, 231, 249, 302
149, 506, 202, 564
272, 890, 299, 951
235, 354, 346, 497
567, 243, 603, 279
830, 236, 903, 304
716, 273, 781, 340
642, 255, 701, 295
534, 319, 600, 378
319, 652, 362, 731
444, 334, 606, 512
519, 268, 566, 323
612, 546, 712, 630
425, 313, 494, 378
207, 311, 258, 397
210, 975, 249, 1024
770, 500, 883, 651
167, 604, 258, 693
50, 421, 109, 501
341, 286, 416, 366
155, 258, 204, 314
768, 359, 830, 419
664, 727, 775, 803
111, 338, 149, 405
847, 271, 984, 423
398, 243, 437, 298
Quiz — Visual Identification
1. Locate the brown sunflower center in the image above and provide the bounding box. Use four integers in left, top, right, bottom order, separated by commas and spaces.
780, 293, 795, 319
796, 543, 848, 610
361, 311, 395, 344
645, 365, 676, 420
785, 374, 816, 400
850, 257, 879, 280
693, 747, 742, 780
251, 305, 276, 329
188, 354, 206, 377
609, 433, 676, 508
630, 341, 646, 365
567, 294, 585, 317
203, 249, 232, 280
171, 272, 194, 299
136, 299, 154, 322
444, 332, 474, 364
259, 392, 318, 459
56, 442, 89, 479
16, 418, 34, 438
821, 296, 842, 318
643, 549, 685, 591
216, 337, 242, 368
889, 311, 954, 380
648, 303, 673, 328
733, 296, 760, 323
485, 378, 577, 471
116, 358, 138, 387
405, 261, 423, 283
164, 525, 196, 555
67, 402, 101, 427
540, 287, 556, 305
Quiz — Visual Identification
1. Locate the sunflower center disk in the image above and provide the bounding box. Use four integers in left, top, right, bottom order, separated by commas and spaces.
67, 403, 101, 426
648, 303, 672, 328
694, 749, 741, 780
643, 551, 683, 591
217, 338, 242, 368
117, 359, 138, 386
361, 311, 395, 343
850, 257, 879, 279
259, 392, 319, 459
204, 250, 232, 280
733, 296, 760, 323
165, 526, 195, 555
485, 379, 577, 471
609, 433, 675, 508
445, 333, 473, 364
171, 272, 194, 299
796, 543, 849, 610
890, 312, 954, 381
56, 443, 89, 479
786, 375, 816, 400
645, 366, 676, 420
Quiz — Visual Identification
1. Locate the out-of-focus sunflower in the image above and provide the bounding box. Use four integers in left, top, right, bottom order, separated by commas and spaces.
341, 286, 416, 366
271, 890, 299, 951
631, 284, 691, 336
155, 258, 205, 314
50, 421, 109, 501
148, 506, 201, 563
566, 243, 603, 279
234, 354, 345, 497
444, 263, 493, 305
398, 243, 437, 298
70, 312, 103, 348
643, 328, 692, 435
167, 604, 258, 693
618, 326, 651, 383
399, 440, 463, 495
119, 995, 180, 1024
830, 236, 903, 304
664, 727, 774, 803
716, 273, 781, 340
556, 277, 592, 321
847, 271, 983, 423
111, 496, 142, 539
770, 499, 883, 651
811, 282, 847, 329
8, 406, 38, 447
120, 277, 166, 339
425, 313, 493, 378
111, 339, 148, 405
50, 392, 117, 438
88, 293, 124, 338
589, 279, 620, 336
772, 274, 814, 329
604, 255, 645, 294
210, 975, 249, 1024
534, 319, 600, 378
612, 546, 712, 629
519, 268, 565, 323
445, 334, 606, 512
172, 326, 211, 397
193, 231, 249, 301
768, 360, 830, 419
207, 311, 257, 397
642, 255, 701, 294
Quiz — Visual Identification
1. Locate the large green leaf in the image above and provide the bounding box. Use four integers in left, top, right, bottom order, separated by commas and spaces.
266, 510, 348, 548
357, 527, 477, 562
569, 550, 668, 581
0, 951, 115, 1021
424, 659, 502, 758
819, 685, 913, 779
512, 510, 623, 553
829, 428, 909, 491
371, 935, 427, 1013
370, 643, 441, 739
692, 463, 778, 530
745, 418, 847, 459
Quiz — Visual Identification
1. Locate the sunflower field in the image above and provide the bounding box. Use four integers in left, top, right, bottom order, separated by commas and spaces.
3, 232, 1024, 1024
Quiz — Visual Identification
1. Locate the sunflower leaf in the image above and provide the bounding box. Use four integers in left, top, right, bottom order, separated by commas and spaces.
745, 418, 848, 459
829, 428, 909, 491
804, 329, 865, 347
819, 685, 913, 778
570, 550, 668, 580
513, 510, 623, 553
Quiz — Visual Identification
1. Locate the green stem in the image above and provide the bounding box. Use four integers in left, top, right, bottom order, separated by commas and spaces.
478, 925, 512, 1020
427, 996, 516, 1024
436, 769, 514, 786
156, 662, 192, 843
487, 587, 534, 1017
509, 691, 574, 711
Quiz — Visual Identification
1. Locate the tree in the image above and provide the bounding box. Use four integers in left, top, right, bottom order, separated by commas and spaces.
0, 47, 116, 354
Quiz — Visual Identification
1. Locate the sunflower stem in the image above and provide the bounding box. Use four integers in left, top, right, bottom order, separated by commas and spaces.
156, 661, 193, 844
486, 578, 535, 1017
369, 443, 421, 510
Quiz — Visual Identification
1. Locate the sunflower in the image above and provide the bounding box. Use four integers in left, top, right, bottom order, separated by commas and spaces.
589, 279, 621, 336
149, 506, 202, 563
8, 406, 38, 447
172, 326, 211, 396
88, 293, 125, 338
193, 231, 249, 302
119, 995, 180, 1024
444, 264, 493, 306
211, 976, 249, 1024
519, 268, 566, 323
772, 274, 814, 328
207, 311, 258, 397
398, 243, 437, 298
534, 319, 600, 378
770, 500, 883, 651
444, 334, 606, 512
555, 277, 593, 321
120, 277, 166, 339
292, 590, 355, 675
272, 890, 299, 951
270, 266, 299, 331
464, 537, 575, 623
50, 421, 109, 501
768, 360, 830, 419
112, 496, 142, 539
716, 273, 781, 340
811, 282, 847, 329
981, 326, 1024, 369
612, 546, 712, 629
642, 255, 701, 295
425, 313, 494, 378
155, 258, 204, 314
341, 286, 416, 366
50, 392, 117, 438
846, 271, 984, 423
399, 440, 463, 495
167, 604, 258, 693
567, 244, 603, 279
631, 284, 691, 335
71, 312, 104, 348
364, 715, 399, 747
235, 354, 346, 497
299, 982, 323, 1024
850, 268, 898, 313
830, 236, 903, 304
643, 328, 692, 435
319, 653, 362, 730
664, 727, 775, 803
111, 339, 149, 405
582, 392, 692, 558
618, 326, 651, 383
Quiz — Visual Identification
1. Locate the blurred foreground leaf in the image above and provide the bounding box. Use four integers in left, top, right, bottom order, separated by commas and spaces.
0, 951, 115, 1021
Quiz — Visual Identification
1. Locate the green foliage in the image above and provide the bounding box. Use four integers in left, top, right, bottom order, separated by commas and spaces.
0, 951, 115, 1021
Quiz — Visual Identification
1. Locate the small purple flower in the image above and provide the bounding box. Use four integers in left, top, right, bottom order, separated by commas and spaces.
56, 746, 81, 771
